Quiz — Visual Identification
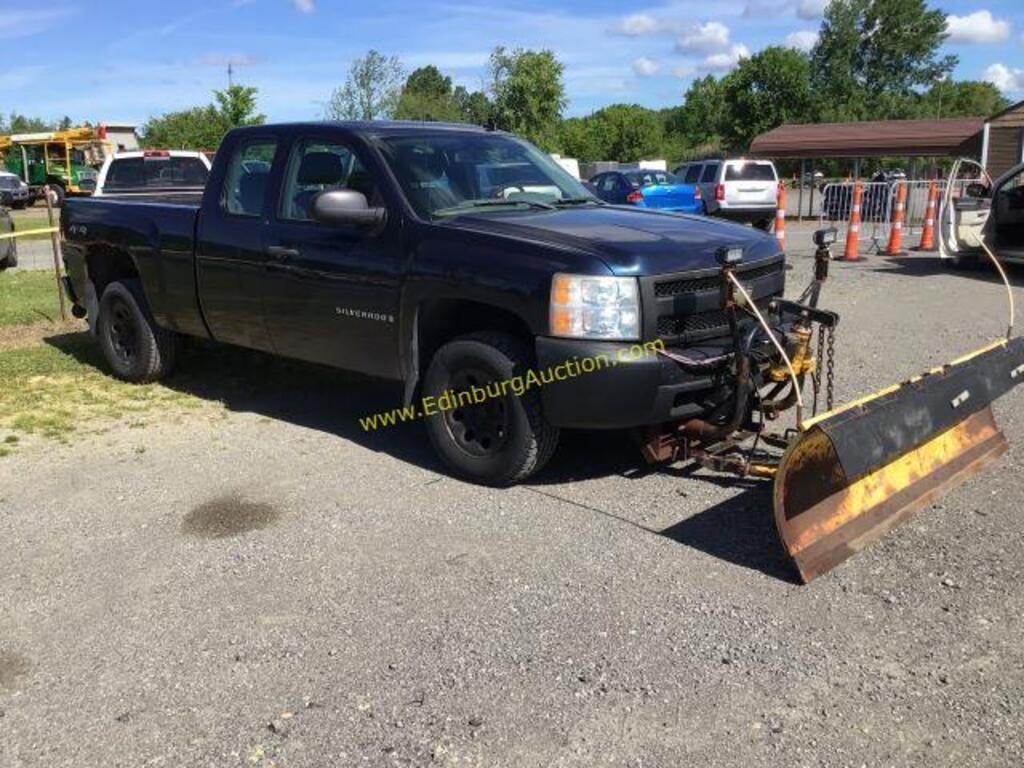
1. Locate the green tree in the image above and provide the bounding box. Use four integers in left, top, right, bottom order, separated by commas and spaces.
672, 76, 728, 151
453, 86, 493, 125
590, 104, 663, 162
3, 113, 52, 133
915, 80, 1008, 119
393, 66, 461, 121
557, 116, 603, 161
141, 84, 266, 149
489, 47, 566, 149
141, 105, 228, 149
720, 47, 815, 152
811, 0, 956, 120
213, 84, 265, 127
326, 50, 404, 120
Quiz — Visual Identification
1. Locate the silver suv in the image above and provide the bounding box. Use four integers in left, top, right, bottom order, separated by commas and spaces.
673, 158, 779, 229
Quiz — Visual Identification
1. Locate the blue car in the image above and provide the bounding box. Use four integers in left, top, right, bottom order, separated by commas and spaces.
590, 169, 703, 214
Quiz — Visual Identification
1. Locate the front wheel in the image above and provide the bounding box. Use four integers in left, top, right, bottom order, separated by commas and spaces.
97, 280, 177, 382
423, 332, 559, 486
48, 185, 66, 208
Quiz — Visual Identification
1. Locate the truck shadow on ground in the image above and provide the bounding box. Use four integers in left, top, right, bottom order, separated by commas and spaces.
869, 255, 1024, 285
45, 332, 797, 582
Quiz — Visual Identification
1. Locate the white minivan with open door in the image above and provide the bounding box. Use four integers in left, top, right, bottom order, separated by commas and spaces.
940, 158, 1024, 269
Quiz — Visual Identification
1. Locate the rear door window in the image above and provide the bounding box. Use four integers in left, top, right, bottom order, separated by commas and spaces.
222, 139, 278, 217
700, 163, 720, 183
725, 162, 777, 182
105, 156, 209, 191
683, 164, 703, 184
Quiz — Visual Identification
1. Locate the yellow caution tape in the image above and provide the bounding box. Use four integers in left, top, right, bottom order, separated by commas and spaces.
0, 226, 58, 240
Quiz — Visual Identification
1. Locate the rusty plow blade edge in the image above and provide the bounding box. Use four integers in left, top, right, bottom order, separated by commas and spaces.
773, 337, 1024, 583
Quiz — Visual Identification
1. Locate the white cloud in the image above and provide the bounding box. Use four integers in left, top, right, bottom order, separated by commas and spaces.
673, 64, 696, 79
946, 11, 1010, 44
784, 29, 819, 52
676, 21, 732, 55
292, 0, 315, 14
632, 57, 660, 77
983, 63, 1024, 94
616, 13, 660, 36
796, 0, 830, 20
699, 43, 750, 73
744, 1, 790, 17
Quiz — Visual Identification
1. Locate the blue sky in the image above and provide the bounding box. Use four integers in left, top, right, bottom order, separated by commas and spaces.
1, 0, 1022, 126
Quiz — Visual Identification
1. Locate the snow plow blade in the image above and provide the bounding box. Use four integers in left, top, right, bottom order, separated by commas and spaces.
774, 337, 1024, 583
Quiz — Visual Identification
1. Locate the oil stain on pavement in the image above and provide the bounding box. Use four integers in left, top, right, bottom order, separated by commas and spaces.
181, 495, 281, 538
0, 650, 31, 689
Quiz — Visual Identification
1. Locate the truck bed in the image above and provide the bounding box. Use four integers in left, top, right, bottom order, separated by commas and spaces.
63, 193, 207, 338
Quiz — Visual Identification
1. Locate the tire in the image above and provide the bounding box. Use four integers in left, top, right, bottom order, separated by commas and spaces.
12, 201, 26, 210
423, 332, 559, 487
1, 241, 18, 270
96, 280, 177, 382
753, 218, 773, 231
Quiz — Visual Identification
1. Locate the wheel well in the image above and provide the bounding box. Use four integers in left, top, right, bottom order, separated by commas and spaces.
417, 299, 534, 374
86, 245, 138, 299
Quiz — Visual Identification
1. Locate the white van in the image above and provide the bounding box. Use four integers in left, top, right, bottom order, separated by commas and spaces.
673, 158, 779, 229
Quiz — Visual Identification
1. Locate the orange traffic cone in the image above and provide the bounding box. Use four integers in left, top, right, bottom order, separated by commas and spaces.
774, 184, 787, 250
886, 180, 907, 256
917, 181, 938, 251
843, 181, 864, 261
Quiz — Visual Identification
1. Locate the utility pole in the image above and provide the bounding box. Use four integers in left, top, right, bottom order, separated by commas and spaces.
228, 61, 234, 88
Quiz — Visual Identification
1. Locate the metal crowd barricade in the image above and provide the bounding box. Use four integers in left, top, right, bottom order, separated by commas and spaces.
817, 181, 894, 253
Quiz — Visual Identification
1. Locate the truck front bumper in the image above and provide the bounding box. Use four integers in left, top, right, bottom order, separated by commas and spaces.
535, 337, 725, 429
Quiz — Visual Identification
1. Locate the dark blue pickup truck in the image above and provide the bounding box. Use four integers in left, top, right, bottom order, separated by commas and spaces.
62, 121, 787, 485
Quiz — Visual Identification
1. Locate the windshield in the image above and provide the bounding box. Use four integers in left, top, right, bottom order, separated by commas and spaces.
378, 133, 595, 219
0, 176, 20, 189
626, 171, 681, 187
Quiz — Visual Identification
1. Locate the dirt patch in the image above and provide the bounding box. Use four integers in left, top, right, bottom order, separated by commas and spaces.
0, 650, 31, 689
181, 495, 282, 538
0, 320, 84, 352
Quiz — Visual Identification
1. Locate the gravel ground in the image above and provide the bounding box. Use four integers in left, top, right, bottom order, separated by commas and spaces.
2, 226, 1024, 767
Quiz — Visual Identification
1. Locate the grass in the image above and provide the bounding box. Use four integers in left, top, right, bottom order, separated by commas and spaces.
6, 207, 57, 241
0, 270, 63, 326
0, 335, 203, 444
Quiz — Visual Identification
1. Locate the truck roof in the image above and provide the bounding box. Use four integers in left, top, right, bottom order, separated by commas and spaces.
231, 120, 495, 138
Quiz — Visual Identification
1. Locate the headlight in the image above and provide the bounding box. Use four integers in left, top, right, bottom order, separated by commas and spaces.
549, 274, 640, 341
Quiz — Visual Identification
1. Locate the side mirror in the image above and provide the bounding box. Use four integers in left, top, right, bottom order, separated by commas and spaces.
311, 189, 386, 231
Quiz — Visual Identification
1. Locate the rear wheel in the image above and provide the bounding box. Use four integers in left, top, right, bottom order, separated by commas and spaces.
0, 241, 18, 270
423, 332, 559, 486
753, 218, 773, 231
97, 280, 177, 382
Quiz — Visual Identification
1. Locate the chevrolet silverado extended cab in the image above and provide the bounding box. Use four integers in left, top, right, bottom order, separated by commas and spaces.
63, 121, 785, 485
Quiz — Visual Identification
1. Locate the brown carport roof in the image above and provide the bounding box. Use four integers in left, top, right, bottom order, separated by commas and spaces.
749, 117, 985, 158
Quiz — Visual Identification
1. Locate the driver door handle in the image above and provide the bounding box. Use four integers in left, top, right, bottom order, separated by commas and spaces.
266, 245, 300, 262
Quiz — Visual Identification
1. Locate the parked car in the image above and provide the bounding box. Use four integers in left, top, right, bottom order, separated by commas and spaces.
589, 170, 702, 214
0, 207, 16, 270
63, 121, 786, 487
673, 158, 779, 229
0, 171, 31, 209
93, 150, 211, 196
940, 158, 1024, 268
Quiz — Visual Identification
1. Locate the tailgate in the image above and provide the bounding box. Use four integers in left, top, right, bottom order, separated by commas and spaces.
723, 161, 777, 206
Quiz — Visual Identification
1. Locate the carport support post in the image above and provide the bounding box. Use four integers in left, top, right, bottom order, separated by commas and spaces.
43, 185, 67, 323
798, 159, 806, 221
808, 159, 816, 221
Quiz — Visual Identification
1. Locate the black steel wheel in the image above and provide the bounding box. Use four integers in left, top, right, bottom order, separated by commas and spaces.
97, 279, 177, 382
423, 332, 559, 486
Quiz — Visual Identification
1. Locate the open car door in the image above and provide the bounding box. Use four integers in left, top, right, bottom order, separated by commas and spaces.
939, 158, 994, 268
989, 163, 1024, 263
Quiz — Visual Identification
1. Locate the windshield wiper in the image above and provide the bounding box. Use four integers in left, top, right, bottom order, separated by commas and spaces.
434, 199, 557, 216
555, 196, 604, 206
